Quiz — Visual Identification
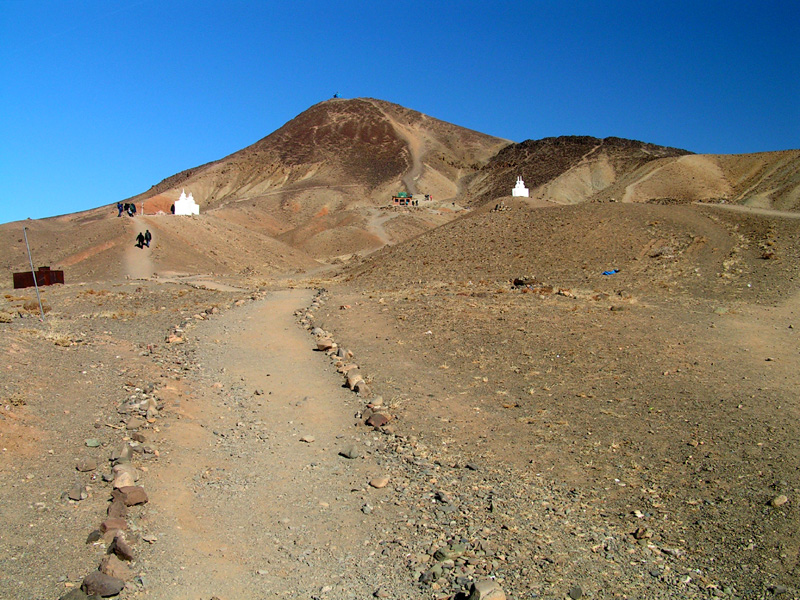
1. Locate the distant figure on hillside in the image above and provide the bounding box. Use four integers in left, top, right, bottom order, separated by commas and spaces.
135, 232, 145, 249
130, 203, 137, 217
117, 202, 123, 217
144, 230, 152, 248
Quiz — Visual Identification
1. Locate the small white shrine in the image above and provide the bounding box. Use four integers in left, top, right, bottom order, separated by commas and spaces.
174, 189, 200, 215
511, 176, 529, 198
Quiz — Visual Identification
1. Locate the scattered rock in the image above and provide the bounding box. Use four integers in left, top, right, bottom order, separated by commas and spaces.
467, 579, 506, 600
100, 518, 127, 533
365, 413, 389, 428
108, 531, 134, 561
112, 486, 148, 506
369, 476, 389, 489
340, 445, 362, 459
569, 585, 584, 599
85, 439, 101, 448
76, 458, 97, 472
299, 435, 315, 443
68, 482, 87, 501
770, 494, 789, 507
125, 417, 145, 430
317, 338, 335, 351
100, 554, 133, 581
81, 570, 124, 597
434, 542, 466, 561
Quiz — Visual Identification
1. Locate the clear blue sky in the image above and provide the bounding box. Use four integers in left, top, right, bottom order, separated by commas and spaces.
1, 0, 798, 224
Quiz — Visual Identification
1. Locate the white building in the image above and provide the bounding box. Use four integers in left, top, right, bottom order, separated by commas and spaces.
511, 176, 529, 198
174, 189, 200, 215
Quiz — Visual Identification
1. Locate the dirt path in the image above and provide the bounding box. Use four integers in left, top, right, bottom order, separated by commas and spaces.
696, 201, 800, 219
140, 289, 414, 599
123, 219, 154, 279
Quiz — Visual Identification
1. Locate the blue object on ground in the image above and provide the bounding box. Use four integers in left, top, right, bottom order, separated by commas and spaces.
602, 269, 620, 275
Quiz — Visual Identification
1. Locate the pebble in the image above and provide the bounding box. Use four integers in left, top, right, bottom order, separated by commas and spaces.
569, 585, 584, 599
300, 435, 315, 443
770, 494, 789, 507
68, 483, 87, 501
126, 417, 145, 430
369, 476, 390, 489
84, 439, 101, 448
340, 445, 362, 459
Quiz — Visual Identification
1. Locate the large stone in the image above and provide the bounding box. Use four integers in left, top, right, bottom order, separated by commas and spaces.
82, 570, 124, 597
346, 370, 364, 389
59, 588, 97, 600
100, 554, 133, 581
316, 338, 335, 351
354, 381, 372, 398
107, 499, 127, 518
108, 532, 134, 561
112, 472, 135, 489
68, 483, 87, 501
369, 476, 389, 489
365, 413, 389, 428
100, 518, 127, 533
76, 458, 97, 472
112, 464, 139, 481
113, 486, 148, 506
467, 580, 506, 600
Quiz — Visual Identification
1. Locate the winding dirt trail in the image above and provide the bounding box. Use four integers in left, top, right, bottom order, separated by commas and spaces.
141, 289, 412, 599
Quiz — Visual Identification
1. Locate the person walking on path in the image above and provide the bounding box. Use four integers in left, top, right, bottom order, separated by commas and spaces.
144, 230, 152, 248
135, 232, 145, 249
117, 202, 124, 217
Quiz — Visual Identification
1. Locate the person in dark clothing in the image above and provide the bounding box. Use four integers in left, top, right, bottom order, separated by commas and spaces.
136, 232, 145, 248
130, 203, 137, 216
117, 202, 123, 217
144, 230, 152, 248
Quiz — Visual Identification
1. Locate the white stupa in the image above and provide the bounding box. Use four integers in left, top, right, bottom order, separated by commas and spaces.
174, 189, 200, 215
511, 176, 529, 198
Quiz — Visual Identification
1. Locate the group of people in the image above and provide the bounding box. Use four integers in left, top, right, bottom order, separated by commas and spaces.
117, 202, 138, 217
135, 230, 152, 249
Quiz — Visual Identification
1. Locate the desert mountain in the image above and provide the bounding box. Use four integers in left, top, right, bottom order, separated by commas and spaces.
1, 98, 799, 285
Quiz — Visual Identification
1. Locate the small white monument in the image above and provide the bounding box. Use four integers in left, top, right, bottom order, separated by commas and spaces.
511, 176, 529, 198
174, 189, 200, 215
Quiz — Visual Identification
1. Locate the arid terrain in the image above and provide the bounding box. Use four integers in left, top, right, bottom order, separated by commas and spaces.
1, 98, 799, 600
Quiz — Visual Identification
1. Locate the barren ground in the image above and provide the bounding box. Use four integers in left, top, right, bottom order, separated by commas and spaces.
1, 202, 799, 600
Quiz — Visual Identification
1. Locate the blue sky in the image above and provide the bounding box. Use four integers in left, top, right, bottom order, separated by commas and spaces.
1, 0, 798, 224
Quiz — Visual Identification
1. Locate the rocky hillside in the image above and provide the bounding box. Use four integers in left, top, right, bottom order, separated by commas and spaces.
465, 136, 691, 206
